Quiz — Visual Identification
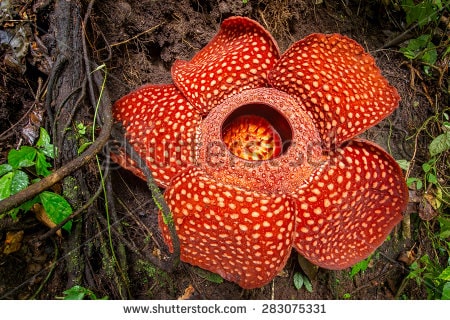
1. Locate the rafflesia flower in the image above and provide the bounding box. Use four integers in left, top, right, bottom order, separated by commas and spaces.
112, 17, 408, 289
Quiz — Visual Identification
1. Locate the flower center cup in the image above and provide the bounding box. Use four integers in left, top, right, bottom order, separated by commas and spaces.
221, 103, 293, 161
197, 87, 324, 194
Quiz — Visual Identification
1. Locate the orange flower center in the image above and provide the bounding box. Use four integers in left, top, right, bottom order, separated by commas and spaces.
222, 115, 282, 161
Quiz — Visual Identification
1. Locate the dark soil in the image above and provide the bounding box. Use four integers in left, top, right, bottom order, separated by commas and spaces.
0, 0, 446, 300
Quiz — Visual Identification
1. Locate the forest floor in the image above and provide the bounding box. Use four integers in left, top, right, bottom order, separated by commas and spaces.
0, 0, 448, 300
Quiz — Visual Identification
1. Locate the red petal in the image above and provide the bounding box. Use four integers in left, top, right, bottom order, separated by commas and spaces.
112, 84, 202, 187
269, 34, 400, 147
292, 139, 407, 269
172, 16, 280, 114
159, 167, 295, 289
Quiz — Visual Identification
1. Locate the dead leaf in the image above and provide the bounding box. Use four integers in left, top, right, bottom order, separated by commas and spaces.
397, 250, 416, 266
22, 105, 44, 144
277, 268, 289, 278
419, 197, 438, 221
178, 284, 195, 300
152, 247, 161, 259
3, 230, 24, 254
424, 190, 442, 210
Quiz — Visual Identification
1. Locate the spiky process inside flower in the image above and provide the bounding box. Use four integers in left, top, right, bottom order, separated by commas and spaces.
222, 115, 282, 161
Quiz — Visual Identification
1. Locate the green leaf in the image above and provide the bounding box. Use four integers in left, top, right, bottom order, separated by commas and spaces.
62, 285, 97, 300
422, 45, 437, 65
303, 276, 313, 293
77, 141, 92, 155
0, 164, 13, 177
444, 45, 450, 58
429, 132, 450, 156
407, 177, 423, 190
400, 34, 430, 59
0, 172, 13, 201
39, 191, 73, 232
402, 0, 438, 28
396, 159, 410, 171
438, 217, 450, 239
192, 267, 223, 284
60, 285, 108, 300
11, 170, 29, 194
35, 152, 52, 177
293, 272, 304, 290
8, 146, 37, 169
422, 162, 432, 173
350, 257, 371, 278
442, 282, 450, 300
438, 267, 450, 281
426, 173, 438, 184
62, 286, 87, 300
36, 127, 54, 158
76, 122, 87, 136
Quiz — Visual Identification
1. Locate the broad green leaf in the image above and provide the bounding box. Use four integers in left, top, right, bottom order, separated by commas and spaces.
400, 34, 433, 61
402, 0, 438, 28
422, 45, 437, 65
438, 217, 450, 239
442, 282, 450, 300
429, 132, 450, 156
36, 127, 55, 158
0, 172, 13, 201
293, 272, 304, 290
11, 170, 29, 194
39, 191, 73, 232
0, 164, 13, 177
8, 146, 37, 169
35, 152, 52, 177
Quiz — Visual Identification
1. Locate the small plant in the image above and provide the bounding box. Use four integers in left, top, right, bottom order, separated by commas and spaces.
293, 272, 313, 292
401, 0, 445, 28
399, 111, 450, 214
0, 127, 73, 232
59, 285, 108, 300
407, 254, 450, 299
400, 34, 438, 76
399, 0, 449, 76
349, 254, 374, 278
136, 260, 175, 296
75, 121, 93, 155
